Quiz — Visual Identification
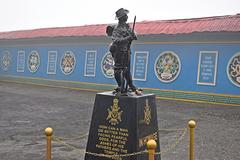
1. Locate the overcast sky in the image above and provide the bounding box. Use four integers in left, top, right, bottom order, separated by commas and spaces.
0, 0, 239, 32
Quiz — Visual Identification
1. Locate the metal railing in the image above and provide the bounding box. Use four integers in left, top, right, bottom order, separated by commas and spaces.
44, 120, 196, 160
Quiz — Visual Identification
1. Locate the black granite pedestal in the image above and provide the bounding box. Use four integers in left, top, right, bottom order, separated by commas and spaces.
84, 92, 161, 160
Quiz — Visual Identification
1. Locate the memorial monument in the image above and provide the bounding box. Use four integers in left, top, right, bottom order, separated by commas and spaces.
84, 8, 161, 160
106, 8, 141, 96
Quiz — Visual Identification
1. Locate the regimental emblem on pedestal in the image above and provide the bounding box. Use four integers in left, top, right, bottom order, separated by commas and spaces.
144, 99, 151, 125
107, 98, 123, 126
85, 92, 161, 160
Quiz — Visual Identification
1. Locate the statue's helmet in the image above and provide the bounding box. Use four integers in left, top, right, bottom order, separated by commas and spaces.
115, 8, 129, 19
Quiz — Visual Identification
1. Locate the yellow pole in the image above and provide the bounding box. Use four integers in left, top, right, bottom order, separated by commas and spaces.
45, 127, 53, 160
188, 120, 196, 160
147, 139, 157, 160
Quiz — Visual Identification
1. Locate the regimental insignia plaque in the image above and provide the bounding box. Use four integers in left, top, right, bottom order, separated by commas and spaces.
28, 51, 40, 73
107, 98, 123, 125
101, 52, 115, 78
60, 51, 76, 75
84, 92, 161, 160
227, 52, 240, 87
143, 99, 151, 125
1, 51, 12, 71
154, 51, 181, 83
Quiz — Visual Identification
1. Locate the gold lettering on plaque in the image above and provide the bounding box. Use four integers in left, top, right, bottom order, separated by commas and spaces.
96, 125, 129, 158
144, 99, 151, 125
107, 98, 123, 125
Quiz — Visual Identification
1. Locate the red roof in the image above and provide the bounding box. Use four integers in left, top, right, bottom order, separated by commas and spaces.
0, 14, 240, 40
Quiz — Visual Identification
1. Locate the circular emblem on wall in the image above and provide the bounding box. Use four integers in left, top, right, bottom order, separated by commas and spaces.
101, 52, 114, 78
60, 51, 76, 75
227, 52, 240, 87
154, 51, 181, 83
28, 51, 40, 73
1, 51, 12, 71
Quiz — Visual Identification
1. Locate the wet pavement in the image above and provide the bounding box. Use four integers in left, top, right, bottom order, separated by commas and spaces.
0, 81, 239, 160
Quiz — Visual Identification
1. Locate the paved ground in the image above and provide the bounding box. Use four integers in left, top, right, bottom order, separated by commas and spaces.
0, 81, 239, 160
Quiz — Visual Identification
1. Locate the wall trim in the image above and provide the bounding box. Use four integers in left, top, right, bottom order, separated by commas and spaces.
0, 75, 239, 106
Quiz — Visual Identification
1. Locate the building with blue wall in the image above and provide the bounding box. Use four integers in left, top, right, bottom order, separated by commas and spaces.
0, 14, 240, 105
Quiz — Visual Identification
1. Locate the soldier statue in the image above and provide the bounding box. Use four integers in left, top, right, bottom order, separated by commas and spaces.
106, 8, 142, 96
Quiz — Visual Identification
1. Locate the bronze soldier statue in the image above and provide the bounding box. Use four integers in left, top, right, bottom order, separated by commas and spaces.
106, 8, 142, 96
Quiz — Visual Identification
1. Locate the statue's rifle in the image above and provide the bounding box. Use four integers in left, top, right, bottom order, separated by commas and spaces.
124, 16, 137, 93
132, 15, 136, 33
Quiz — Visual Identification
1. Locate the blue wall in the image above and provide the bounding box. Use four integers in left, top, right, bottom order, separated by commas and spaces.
0, 43, 239, 96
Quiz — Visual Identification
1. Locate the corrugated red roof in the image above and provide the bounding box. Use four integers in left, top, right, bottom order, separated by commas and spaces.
0, 14, 240, 40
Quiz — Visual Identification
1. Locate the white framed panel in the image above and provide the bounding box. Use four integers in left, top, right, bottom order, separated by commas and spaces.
47, 51, 57, 74
133, 51, 149, 81
84, 50, 97, 77
17, 51, 25, 72
197, 51, 218, 86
